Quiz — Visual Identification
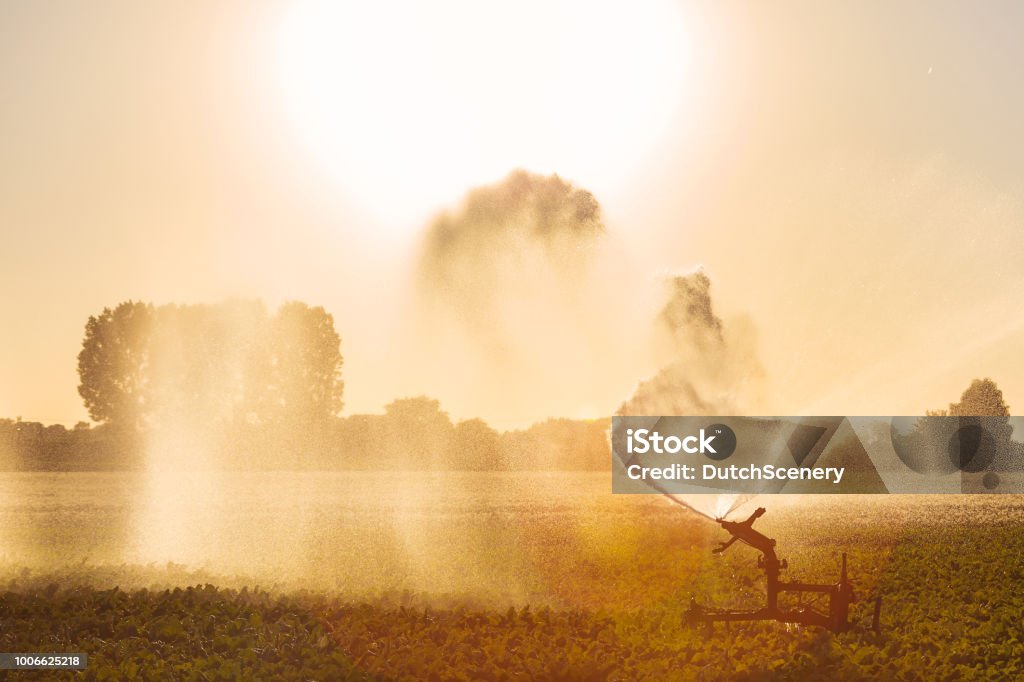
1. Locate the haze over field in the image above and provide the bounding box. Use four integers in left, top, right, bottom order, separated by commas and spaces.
3, 0, 1024, 429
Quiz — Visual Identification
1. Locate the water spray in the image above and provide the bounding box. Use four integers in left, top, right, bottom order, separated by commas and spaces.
660, 494, 717, 521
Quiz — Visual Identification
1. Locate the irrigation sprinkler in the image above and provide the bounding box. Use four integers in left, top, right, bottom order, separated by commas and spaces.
685, 507, 860, 633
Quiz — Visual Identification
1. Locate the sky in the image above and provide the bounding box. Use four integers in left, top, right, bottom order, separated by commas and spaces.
2, 0, 1024, 427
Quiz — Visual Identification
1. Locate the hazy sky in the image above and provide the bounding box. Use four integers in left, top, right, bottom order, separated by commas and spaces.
2, 1, 1024, 426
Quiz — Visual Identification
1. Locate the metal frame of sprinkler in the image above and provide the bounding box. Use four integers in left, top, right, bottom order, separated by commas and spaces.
685, 507, 875, 633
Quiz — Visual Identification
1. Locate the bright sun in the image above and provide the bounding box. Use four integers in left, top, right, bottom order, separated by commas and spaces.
277, 0, 690, 226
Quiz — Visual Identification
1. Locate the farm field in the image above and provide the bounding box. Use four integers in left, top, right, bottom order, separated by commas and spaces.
0, 473, 1022, 680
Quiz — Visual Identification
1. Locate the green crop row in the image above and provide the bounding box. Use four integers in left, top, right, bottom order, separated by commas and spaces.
1, 501, 1021, 681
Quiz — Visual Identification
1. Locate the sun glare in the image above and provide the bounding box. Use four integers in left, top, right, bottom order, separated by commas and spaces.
277, 0, 690, 226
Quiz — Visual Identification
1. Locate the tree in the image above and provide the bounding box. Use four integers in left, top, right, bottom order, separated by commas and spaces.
948, 378, 1010, 417
77, 301, 154, 429
910, 377, 1014, 474
383, 397, 453, 468
268, 302, 344, 424
450, 418, 502, 470
77, 300, 345, 432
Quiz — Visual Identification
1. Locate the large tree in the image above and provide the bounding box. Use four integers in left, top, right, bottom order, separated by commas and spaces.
908, 377, 1014, 474
77, 300, 344, 430
268, 301, 345, 424
947, 378, 1010, 417
77, 301, 155, 430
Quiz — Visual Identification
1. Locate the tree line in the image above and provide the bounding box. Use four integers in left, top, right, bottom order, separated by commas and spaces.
4, 299, 1016, 472
0, 300, 609, 471
0, 409, 611, 472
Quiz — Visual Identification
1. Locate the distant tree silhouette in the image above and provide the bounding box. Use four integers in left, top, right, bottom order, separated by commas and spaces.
947, 378, 1010, 417
77, 301, 155, 430
909, 377, 1015, 474
451, 418, 503, 470
383, 397, 453, 468
501, 418, 610, 470
269, 302, 345, 424
77, 300, 344, 433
